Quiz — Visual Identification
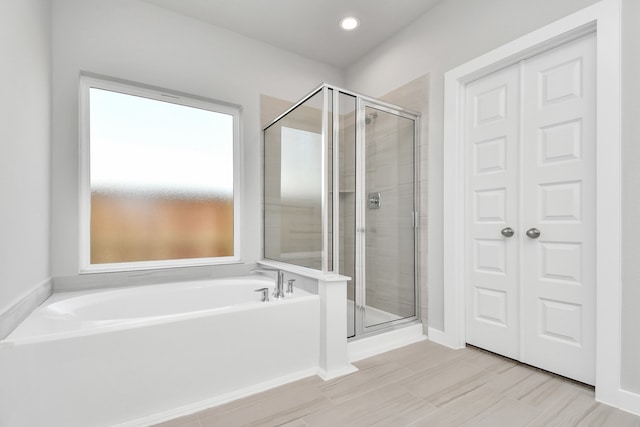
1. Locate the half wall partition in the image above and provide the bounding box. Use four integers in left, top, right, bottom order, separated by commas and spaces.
263, 84, 420, 339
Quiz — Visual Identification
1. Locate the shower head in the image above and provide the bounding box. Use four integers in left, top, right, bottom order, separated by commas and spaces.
365, 112, 378, 125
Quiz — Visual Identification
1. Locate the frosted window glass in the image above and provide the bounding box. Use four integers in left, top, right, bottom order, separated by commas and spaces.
88, 87, 235, 265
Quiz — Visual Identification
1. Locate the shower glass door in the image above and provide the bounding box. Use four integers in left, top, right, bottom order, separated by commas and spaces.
360, 104, 417, 331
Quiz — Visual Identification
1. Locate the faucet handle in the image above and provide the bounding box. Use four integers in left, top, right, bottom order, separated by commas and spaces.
286, 279, 296, 296
254, 287, 270, 302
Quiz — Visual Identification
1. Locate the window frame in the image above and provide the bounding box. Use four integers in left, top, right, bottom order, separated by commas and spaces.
79, 74, 243, 273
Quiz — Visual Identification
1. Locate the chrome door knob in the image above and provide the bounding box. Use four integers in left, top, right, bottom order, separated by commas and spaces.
501, 227, 515, 238
526, 228, 541, 239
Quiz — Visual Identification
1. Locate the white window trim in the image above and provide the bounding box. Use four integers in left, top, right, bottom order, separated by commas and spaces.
79, 74, 243, 273
441, 0, 631, 413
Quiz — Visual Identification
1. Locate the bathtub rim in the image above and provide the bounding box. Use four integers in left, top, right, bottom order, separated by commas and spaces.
2, 276, 318, 347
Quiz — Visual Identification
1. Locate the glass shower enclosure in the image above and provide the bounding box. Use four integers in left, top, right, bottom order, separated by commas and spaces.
263, 84, 420, 338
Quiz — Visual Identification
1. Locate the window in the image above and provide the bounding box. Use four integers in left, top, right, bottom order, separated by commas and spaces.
79, 75, 241, 272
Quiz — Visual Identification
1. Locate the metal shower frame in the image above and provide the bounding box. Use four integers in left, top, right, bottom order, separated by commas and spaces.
263, 83, 422, 338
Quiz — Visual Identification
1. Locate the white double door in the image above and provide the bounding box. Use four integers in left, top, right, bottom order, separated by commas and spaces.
464, 34, 596, 385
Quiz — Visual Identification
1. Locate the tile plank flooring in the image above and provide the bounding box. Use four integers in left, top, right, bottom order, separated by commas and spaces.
154, 340, 640, 427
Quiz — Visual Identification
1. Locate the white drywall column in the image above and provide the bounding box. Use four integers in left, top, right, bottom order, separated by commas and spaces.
317, 275, 357, 380
257, 261, 356, 379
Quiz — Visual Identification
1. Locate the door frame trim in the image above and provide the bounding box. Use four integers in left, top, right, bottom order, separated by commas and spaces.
442, 0, 627, 410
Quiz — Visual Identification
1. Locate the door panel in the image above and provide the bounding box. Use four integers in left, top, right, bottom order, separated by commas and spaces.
465, 63, 520, 359
521, 33, 596, 385
465, 33, 596, 384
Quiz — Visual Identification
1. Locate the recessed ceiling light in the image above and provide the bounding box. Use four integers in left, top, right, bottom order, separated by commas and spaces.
339, 16, 360, 31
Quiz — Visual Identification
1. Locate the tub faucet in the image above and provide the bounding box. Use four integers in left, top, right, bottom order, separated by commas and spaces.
273, 270, 285, 299
254, 287, 270, 302
251, 267, 285, 300
286, 279, 296, 296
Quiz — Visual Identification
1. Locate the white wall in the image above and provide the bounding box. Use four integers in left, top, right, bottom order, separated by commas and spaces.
345, 0, 599, 332
51, 0, 343, 286
0, 0, 52, 331
346, 0, 640, 398
621, 0, 640, 394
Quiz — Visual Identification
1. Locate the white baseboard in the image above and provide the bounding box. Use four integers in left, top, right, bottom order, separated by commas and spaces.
427, 326, 465, 350
317, 364, 359, 381
427, 327, 449, 346
597, 387, 640, 417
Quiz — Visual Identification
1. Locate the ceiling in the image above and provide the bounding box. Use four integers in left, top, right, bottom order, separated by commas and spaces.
141, 0, 442, 68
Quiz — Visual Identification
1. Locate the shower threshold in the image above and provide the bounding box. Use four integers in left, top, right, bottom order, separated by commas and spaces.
347, 323, 426, 362
347, 299, 416, 338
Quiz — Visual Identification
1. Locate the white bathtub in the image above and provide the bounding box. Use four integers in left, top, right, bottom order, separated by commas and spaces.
0, 276, 320, 427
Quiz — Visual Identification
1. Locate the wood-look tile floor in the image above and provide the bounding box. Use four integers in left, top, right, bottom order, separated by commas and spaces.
153, 340, 640, 427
